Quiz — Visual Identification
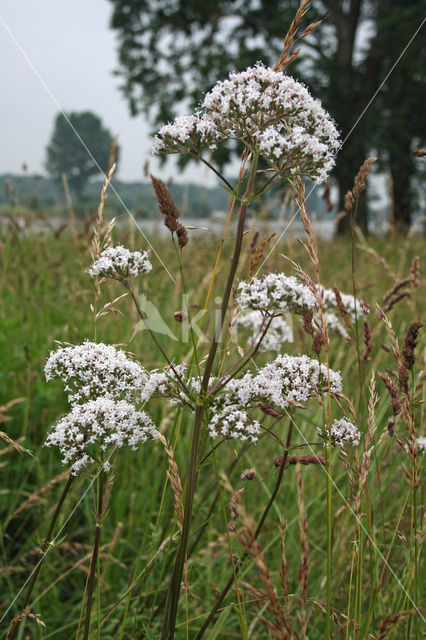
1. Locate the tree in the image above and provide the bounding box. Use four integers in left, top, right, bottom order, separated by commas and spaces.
46, 111, 119, 200
108, 0, 425, 232
368, 0, 426, 230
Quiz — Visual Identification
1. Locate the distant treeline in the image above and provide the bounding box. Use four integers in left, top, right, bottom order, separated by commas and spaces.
0, 173, 325, 219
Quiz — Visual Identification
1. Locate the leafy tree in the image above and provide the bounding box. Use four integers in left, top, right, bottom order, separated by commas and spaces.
46, 111, 119, 200
108, 0, 425, 232
368, 0, 426, 229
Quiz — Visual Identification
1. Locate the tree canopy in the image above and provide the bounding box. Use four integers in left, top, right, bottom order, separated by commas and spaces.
108, 0, 425, 231
46, 111, 119, 200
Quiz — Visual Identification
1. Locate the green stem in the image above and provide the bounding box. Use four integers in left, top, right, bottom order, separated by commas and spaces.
83, 471, 105, 640
160, 154, 258, 640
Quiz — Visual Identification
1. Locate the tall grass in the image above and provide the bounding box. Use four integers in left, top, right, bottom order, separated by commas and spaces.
0, 5, 424, 636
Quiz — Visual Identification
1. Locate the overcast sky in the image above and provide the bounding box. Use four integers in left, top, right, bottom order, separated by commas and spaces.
0, 0, 214, 184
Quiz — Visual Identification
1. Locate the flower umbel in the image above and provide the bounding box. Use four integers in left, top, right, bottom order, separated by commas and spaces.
45, 341, 154, 405
45, 398, 159, 475
154, 64, 339, 185
320, 418, 361, 447
88, 245, 152, 280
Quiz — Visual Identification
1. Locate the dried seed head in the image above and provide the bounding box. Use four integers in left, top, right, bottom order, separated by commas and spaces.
229, 488, 244, 520
312, 329, 325, 355
383, 291, 411, 313
176, 223, 188, 248
334, 286, 352, 330
241, 468, 256, 481
402, 321, 423, 370
303, 310, 314, 336
387, 416, 395, 437
362, 319, 373, 362
398, 364, 409, 395
248, 231, 259, 254
353, 157, 377, 199
344, 190, 354, 213
410, 256, 419, 289
378, 372, 403, 416
173, 311, 188, 323
360, 297, 371, 315
228, 519, 237, 532
274, 454, 326, 467
150, 174, 180, 233
258, 403, 284, 420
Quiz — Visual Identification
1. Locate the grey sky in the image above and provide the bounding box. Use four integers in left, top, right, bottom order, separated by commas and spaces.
0, 0, 213, 184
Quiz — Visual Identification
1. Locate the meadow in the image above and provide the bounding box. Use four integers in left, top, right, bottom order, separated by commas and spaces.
0, 192, 424, 638
0, 7, 425, 635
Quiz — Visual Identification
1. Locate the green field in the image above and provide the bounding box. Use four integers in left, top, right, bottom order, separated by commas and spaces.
0, 208, 424, 639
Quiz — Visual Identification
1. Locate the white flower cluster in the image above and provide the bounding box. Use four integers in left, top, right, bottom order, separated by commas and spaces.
44, 342, 163, 474
237, 273, 316, 315
320, 418, 360, 447
237, 310, 293, 352
209, 355, 342, 442
88, 245, 152, 280
209, 405, 261, 442
415, 436, 426, 453
236, 274, 359, 339
45, 341, 154, 405
154, 64, 340, 184
45, 398, 159, 474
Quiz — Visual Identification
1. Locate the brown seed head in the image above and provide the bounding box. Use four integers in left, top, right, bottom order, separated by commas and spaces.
410, 256, 419, 289
302, 310, 314, 336
362, 319, 373, 362
378, 372, 403, 415
353, 157, 377, 199
402, 321, 423, 370
150, 174, 180, 233
176, 223, 188, 248
344, 190, 354, 213
241, 468, 256, 481
258, 403, 284, 419
334, 286, 352, 330
173, 311, 188, 323
274, 454, 326, 467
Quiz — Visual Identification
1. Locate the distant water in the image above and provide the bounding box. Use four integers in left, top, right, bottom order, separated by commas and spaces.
125, 216, 336, 241
4, 214, 336, 241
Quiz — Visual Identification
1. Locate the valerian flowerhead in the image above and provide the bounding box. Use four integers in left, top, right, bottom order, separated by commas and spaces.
88, 245, 152, 280
415, 436, 426, 454
45, 397, 159, 475
236, 274, 359, 341
208, 355, 343, 442
154, 64, 340, 184
237, 273, 317, 315
45, 341, 155, 406
237, 310, 293, 352
320, 418, 361, 448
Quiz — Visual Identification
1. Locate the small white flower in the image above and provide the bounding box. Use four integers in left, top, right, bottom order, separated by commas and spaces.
208, 355, 343, 442
320, 418, 360, 447
237, 310, 293, 352
45, 341, 156, 405
45, 397, 159, 475
154, 64, 340, 184
89, 245, 152, 280
237, 273, 316, 315
415, 436, 426, 453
